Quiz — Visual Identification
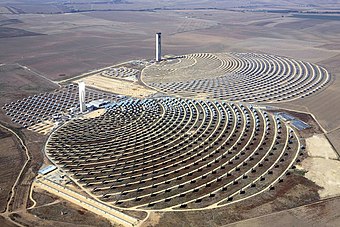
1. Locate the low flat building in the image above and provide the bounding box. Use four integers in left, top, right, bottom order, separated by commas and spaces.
38, 165, 57, 175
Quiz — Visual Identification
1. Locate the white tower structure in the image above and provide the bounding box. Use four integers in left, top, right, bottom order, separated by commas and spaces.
78, 81, 86, 113
156, 32, 161, 62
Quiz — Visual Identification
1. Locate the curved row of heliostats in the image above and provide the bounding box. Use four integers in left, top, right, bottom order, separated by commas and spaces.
46, 97, 302, 210
143, 52, 330, 103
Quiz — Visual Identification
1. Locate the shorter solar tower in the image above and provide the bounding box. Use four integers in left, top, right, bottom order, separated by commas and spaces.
78, 81, 86, 113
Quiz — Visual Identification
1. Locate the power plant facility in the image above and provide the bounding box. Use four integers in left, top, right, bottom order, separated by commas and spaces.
156, 32, 161, 62
78, 81, 86, 112
0, 0, 338, 225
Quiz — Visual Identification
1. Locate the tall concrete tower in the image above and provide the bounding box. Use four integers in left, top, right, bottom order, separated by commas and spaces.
78, 81, 86, 113
156, 32, 161, 62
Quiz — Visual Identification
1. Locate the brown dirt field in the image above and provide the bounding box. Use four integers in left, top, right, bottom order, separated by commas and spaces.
31, 188, 59, 207
143, 212, 161, 226
28, 200, 115, 227
0, 64, 59, 109
327, 129, 340, 156
25, 199, 113, 226
0, 12, 166, 80
0, 9, 336, 84
0, 216, 18, 227
11, 209, 114, 227
121, 210, 148, 222
0, 128, 24, 213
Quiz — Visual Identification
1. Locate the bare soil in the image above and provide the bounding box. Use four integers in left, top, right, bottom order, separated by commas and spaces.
0, 128, 24, 212
0, 216, 17, 227
120, 210, 148, 222
327, 128, 340, 157
31, 189, 59, 207
0, 27, 42, 38
0, 64, 58, 109
29, 201, 114, 227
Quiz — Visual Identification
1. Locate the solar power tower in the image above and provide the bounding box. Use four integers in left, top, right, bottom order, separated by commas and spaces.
156, 32, 162, 62
78, 81, 86, 113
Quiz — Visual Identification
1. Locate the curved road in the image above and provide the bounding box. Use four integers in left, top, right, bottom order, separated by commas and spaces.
0, 123, 31, 226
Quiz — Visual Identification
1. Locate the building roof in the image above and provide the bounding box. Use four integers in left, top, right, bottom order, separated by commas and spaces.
86, 99, 110, 108
38, 165, 57, 175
